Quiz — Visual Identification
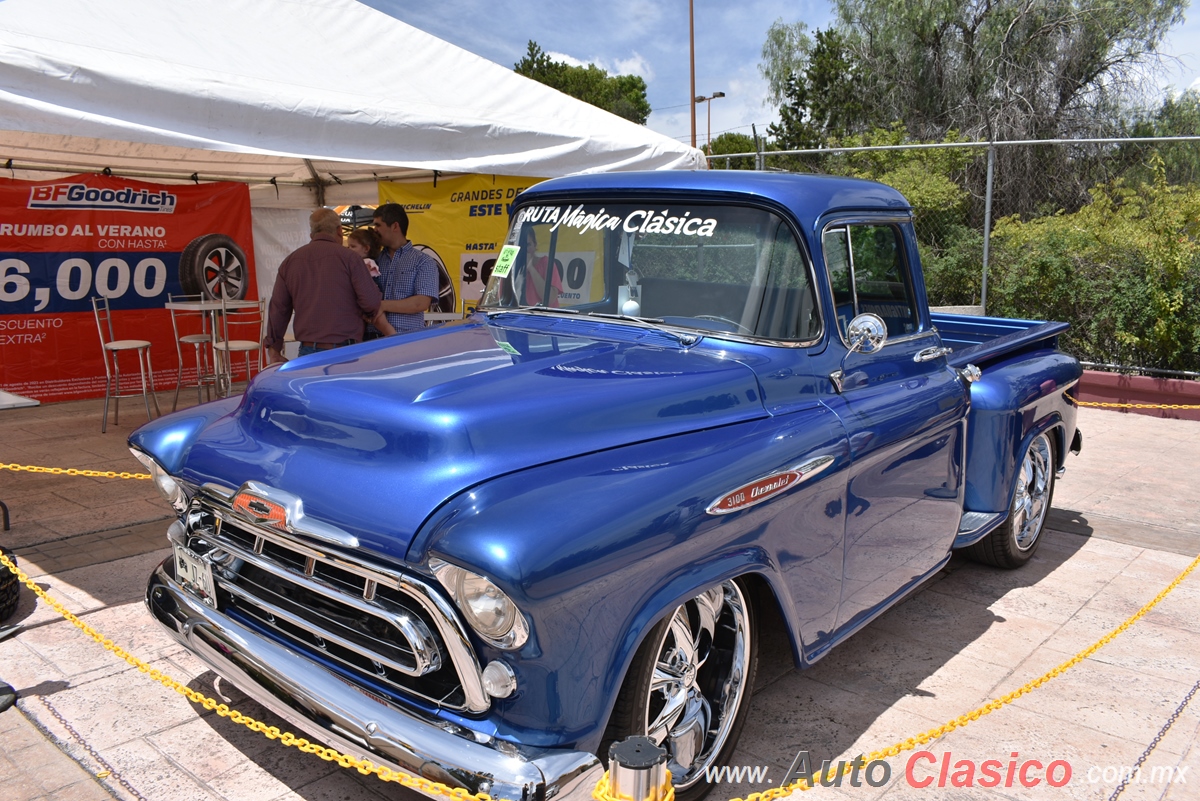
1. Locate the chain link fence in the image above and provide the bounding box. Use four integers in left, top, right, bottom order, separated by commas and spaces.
709, 136, 1200, 375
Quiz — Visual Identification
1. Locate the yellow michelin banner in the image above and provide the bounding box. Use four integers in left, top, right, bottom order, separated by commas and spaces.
378, 174, 542, 316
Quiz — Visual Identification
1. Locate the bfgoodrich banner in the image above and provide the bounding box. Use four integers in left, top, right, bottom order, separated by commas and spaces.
377, 174, 540, 315
0, 174, 255, 402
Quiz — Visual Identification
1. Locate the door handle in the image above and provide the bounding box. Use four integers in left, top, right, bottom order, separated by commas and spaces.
914, 346, 953, 362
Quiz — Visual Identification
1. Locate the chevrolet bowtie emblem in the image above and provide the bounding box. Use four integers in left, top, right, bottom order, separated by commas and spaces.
233, 492, 288, 530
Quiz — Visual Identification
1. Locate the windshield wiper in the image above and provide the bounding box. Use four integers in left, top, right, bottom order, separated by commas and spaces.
483, 305, 580, 317
587, 312, 699, 345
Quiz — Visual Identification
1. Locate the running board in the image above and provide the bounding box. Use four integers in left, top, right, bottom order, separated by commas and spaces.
952, 511, 1007, 548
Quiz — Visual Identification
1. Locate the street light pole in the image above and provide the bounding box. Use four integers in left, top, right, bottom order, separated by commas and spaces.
694, 91, 726, 155
689, 0, 696, 149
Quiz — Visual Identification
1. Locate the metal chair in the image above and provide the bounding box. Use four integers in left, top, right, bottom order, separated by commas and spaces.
167, 293, 218, 411
92, 297, 161, 433
213, 298, 266, 396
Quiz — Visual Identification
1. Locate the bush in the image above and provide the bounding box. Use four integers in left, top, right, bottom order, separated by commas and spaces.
779, 125, 987, 305
922, 225, 984, 306
987, 155, 1200, 372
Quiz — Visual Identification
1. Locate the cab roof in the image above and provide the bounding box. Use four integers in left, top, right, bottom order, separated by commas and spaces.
516, 170, 913, 234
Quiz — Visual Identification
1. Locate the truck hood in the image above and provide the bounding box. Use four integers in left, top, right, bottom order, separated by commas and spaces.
154, 317, 768, 563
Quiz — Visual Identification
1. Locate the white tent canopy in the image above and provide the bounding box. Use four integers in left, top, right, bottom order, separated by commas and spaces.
0, 0, 704, 208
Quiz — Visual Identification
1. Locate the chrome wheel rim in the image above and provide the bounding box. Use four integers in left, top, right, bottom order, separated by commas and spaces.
203, 246, 245, 299
641, 580, 751, 789
1012, 433, 1052, 551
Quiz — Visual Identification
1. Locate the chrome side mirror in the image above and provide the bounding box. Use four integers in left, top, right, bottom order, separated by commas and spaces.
846, 313, 887, 354
830, 313, 888, 394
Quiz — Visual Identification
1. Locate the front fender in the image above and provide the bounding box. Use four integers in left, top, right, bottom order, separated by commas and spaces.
410, 406, 848, 753
128, 396, 242, 472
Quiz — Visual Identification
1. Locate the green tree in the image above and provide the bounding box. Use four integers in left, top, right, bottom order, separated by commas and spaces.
706, 132, 757, 169
818, 0, 1182, 142
1121, 90, 1200, 186
514, 41, 651, 125
764, 28, 872, 150
760, 1, 1187, 218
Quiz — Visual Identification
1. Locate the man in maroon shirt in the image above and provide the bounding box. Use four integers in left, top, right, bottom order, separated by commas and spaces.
264, 208, 382, 362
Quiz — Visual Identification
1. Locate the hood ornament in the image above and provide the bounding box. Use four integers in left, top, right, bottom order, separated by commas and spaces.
230, 481, 360, 548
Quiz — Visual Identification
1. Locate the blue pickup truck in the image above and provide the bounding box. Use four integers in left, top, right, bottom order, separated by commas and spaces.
133, 172, 1082, 801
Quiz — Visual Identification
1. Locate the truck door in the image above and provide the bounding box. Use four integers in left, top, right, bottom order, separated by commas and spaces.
819, 220, 969, 632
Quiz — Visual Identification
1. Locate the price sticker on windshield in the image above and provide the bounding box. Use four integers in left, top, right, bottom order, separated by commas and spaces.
491, 245, 520, 279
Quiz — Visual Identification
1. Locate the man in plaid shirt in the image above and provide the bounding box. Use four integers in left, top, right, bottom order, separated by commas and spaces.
372, 203, 441, 333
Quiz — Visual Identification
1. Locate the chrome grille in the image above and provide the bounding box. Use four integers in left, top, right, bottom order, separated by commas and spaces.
181, 485, 487, 713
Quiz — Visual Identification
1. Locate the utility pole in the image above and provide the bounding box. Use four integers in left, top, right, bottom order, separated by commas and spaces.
689, 0, 696, 148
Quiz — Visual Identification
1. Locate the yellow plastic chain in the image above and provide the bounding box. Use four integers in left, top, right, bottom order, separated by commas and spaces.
0, 462, 151, 480
593, 769, 675, 801
729, 549, 1200, 800
1076, 401, 1200, 409
0, 552, 492, 801
2, 543, 1197, 801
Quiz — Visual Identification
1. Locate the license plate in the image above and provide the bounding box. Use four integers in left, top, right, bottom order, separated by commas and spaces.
174, 545, 217, 607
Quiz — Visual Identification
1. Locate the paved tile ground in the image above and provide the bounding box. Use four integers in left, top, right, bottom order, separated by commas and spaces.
1, 396, 1198, 801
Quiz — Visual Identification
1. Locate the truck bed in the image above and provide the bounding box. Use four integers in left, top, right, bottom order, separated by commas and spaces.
932, 312, 1070, 369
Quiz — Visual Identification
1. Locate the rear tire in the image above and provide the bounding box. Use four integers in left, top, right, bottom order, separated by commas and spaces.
601, 579, 758, 801
967, 431, 1055, 569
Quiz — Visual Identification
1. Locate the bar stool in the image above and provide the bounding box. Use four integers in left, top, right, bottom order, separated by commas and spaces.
167, 293, 218, 411
213, 298, 266, 396
91, 297, 161, 433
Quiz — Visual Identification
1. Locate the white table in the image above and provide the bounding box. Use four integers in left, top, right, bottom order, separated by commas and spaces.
165, 298, 263, 397
424, 312, 463, 326
0, 390, 39, 410
164, 299, 261, 313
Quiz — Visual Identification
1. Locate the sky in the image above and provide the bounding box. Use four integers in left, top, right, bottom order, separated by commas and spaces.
364, 0, 1200, 149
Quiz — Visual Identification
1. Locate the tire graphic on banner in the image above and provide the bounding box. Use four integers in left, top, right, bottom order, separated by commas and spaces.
179, 234, 249, 300
413, 244, 456, 313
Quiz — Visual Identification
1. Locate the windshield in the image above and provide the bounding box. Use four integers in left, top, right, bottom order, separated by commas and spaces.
480, 202, 821, 342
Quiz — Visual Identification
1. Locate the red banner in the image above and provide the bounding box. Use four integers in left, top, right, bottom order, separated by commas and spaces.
0, 174, 256, 402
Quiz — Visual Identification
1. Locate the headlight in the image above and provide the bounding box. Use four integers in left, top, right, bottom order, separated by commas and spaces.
129, 448, 189, 512
430, 558, 529, 649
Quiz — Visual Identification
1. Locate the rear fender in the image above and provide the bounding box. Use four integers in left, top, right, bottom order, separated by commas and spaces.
963, 349, 1080, 513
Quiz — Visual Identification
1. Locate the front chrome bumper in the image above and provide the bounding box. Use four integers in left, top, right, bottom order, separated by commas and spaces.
146, 559, 602, 801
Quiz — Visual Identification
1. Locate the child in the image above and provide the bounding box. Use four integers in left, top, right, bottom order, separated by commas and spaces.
345, 228, 396, 338
346, 228, 383, 284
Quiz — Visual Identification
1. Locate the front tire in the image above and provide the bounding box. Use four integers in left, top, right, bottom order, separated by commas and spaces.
0, 548, 20, 623
603, 579, 758, 801
967, 431, 1055, 569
